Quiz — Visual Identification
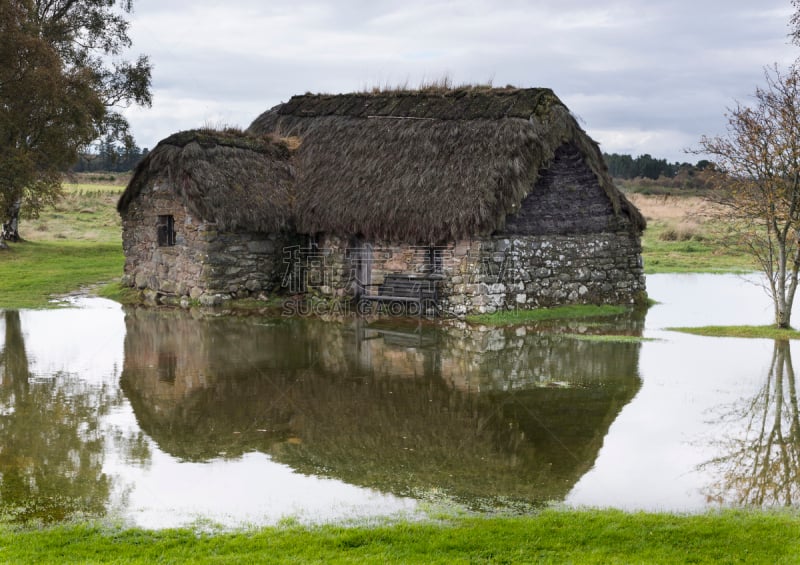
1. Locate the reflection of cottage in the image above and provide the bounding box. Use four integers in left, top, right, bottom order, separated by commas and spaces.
118, 87, 646, 314
120, 309, 643, 506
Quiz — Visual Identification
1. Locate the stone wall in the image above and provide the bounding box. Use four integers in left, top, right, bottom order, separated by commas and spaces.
441, 230, 646, 316
282, 143, 646, 316
289, 229, 645, 316
120, 179, 290, 305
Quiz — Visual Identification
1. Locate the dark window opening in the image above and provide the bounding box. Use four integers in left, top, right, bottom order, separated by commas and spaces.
427, 246, 443, 274
157, 215, 176, 246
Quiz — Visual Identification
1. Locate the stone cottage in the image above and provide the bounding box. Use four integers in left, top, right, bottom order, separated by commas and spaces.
117, 129, 297, 305
118, 87, 646, 313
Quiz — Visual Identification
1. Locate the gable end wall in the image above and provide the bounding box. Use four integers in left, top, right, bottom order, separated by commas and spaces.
121, 180, 293, 305
500, 144, 630, 236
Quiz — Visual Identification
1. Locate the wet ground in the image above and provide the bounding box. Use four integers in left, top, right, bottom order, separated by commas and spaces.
0, 273, 796, 528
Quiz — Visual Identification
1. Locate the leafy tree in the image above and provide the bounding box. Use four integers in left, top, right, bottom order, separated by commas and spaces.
72, 139, 148, 172
0, 0, 151, 247
698, 64, 800, 328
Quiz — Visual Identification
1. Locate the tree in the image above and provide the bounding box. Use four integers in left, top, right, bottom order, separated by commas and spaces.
697, 64, 800, 329
0, 0, 151, 247
791, 1, 800, 46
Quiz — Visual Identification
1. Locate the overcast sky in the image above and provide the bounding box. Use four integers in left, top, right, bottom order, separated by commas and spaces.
123, 0, 797, 162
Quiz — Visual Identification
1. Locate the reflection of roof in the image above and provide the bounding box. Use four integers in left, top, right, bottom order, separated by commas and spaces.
121, 310, 642, 506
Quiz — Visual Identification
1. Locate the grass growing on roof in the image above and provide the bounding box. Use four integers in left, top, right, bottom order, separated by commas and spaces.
466, 304, 629, 325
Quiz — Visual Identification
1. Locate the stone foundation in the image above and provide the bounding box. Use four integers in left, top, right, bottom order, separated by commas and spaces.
290, 230, 645, 316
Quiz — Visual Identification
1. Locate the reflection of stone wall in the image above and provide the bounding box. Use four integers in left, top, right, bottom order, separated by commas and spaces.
121, 309, 642, 505
436, 318, 643, 391
122, 308, 310, 386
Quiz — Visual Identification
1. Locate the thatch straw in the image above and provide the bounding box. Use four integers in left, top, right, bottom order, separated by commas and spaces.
119, 89, 644, 242
248, 88, 644, 242
118, 128, 294, 233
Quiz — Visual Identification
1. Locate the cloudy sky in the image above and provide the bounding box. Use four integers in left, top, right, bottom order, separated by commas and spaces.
123, 0, 797, 162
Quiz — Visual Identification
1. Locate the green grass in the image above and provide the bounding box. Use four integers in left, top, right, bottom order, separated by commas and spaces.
0, 240, 123, 309
1, 510, 798, 564
96, 281, 142, 305
63, 182, 125, 194
467, 304, 629, 326
642, 220, 756, 274
562, 333, 656, 343
669, 325, 800, 340
0, 185, 125, 309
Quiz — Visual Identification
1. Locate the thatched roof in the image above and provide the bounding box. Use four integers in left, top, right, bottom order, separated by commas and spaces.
248, 87, 644, 242
118, 128, 294, 233
119, 88, 644, 241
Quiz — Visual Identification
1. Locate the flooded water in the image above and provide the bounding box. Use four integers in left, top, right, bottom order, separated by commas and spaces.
1, 273, 797, 527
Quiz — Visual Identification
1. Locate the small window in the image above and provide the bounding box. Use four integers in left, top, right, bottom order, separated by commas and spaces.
157, 215, 176, 246
427, 246, 443, 274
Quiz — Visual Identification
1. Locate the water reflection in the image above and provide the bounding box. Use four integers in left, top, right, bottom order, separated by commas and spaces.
701, 340, 800, 506
120, 308, 643, 509
0, 311, 118, 523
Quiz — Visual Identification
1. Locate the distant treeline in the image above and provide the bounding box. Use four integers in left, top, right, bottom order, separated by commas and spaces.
72, 141, 149, 173
603, 153, 716, 194
603, 153, 711, 180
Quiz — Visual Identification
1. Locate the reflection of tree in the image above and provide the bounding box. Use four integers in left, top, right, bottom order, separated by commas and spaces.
701, 340, 800, 506
0, 311, 119, 523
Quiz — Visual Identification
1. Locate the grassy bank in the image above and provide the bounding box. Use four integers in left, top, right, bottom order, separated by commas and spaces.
0, 182, 124, 309
669, 325, 800, 340
0, 240, 123, 309
2, 510, 798, 564
628, 194, 756, 274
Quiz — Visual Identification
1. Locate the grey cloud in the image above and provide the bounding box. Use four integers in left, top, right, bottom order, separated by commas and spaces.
127, 0, 796, 161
